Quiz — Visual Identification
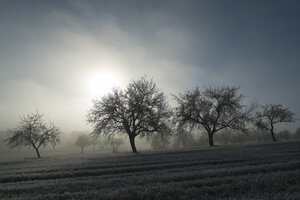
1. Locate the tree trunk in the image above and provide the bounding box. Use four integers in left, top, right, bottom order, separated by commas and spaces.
208, 132, 214, 146
81, 146, 84, 153
129, 135, 137, 153
271, 130, 277, 142
34, 147, 41, 158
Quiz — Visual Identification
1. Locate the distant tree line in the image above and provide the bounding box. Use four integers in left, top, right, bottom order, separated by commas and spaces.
5, 76, 297, 157
74, 134, 124, 153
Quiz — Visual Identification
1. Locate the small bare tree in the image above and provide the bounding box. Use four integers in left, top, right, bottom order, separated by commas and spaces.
75, 134, 91, 153
87, 76, 171, 153
106, 137, 124, 153
255, 104, 295, 142
5, 112, 61, 158
174, 86, 255, 146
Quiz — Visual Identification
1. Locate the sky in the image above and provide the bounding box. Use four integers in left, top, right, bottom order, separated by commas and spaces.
0, 0, 299, 132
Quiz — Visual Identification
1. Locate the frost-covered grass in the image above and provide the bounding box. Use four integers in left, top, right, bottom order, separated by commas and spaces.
0, 141, 300, 200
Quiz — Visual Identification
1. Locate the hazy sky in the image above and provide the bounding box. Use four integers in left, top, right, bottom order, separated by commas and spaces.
0, 0, 299, 132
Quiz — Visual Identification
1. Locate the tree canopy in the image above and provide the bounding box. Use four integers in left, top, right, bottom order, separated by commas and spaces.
75, 134, 91, 153
87, 76, 172, 152
255, 104, 295, 141
5, 112, 61, 158
174, 86, 255, 146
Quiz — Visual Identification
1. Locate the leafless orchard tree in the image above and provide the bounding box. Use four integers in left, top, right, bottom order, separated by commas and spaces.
174, 86, 255, 146
5, 112, 61, 158
107, 137, 124, 153
87, 76, 172, 153
255, 104, 295, 142
75, 134, 91, 153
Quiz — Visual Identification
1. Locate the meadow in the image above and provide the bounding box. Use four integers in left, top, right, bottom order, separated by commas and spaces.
0, 141, 299, 200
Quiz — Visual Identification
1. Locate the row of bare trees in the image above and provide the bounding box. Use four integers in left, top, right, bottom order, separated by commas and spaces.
151, 128, 300, 150
75, 134, 124, 153
87, 76, 296, 153
5, 76, 296, 157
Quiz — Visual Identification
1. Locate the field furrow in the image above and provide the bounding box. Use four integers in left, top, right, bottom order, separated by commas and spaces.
0, 141, 299, 200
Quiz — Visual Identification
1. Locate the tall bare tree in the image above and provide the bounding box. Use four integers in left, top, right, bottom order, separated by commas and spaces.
5, 112, 61, 158
255, 104, 295, 141
75, 134, 91, 153
174, 86, 254, 146
87, 76, 171, 153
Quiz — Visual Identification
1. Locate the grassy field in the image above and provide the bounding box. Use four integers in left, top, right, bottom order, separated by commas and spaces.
0, 141, 300, 200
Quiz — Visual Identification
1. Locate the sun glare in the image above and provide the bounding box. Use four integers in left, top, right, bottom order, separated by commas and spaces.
86, 71, 121, 99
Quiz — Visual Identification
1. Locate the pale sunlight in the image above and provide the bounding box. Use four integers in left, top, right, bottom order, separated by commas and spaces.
85, 71, 122, 99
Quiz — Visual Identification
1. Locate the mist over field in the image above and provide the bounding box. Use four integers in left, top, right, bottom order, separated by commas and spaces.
1, 141, 300, 199
1, 0, 300, 199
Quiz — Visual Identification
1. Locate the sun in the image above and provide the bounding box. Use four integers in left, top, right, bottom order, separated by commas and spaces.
86, 71, 121, 99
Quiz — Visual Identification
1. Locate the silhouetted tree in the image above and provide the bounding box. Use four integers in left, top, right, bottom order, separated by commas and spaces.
87, 76, 171, 153
5, 112, 61, 158
255, 104, 295, 142
75, 134, 91, 153
174, 86, 254, 146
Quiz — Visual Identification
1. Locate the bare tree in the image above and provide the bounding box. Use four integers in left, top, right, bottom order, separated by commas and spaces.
106, 137, 124, 153
5, 112, 61, 158
174, 86, 254, 146
87, 76, 171, 153
75, 134, 91, 153
255, 104, 295, 142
